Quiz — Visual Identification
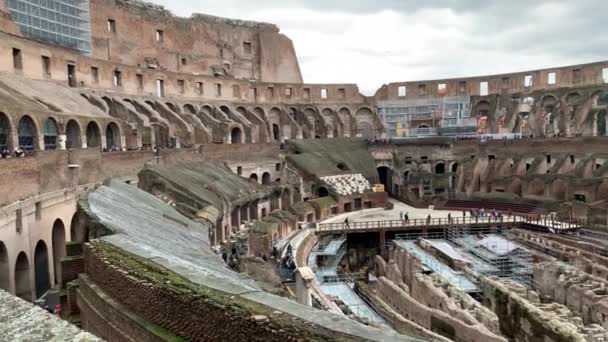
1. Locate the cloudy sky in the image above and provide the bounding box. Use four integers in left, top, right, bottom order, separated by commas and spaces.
149, 0, 606, 95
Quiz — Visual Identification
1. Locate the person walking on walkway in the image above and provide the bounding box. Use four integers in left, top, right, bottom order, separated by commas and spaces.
344, 217, 350, 229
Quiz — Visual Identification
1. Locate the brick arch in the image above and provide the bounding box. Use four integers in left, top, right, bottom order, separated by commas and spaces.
65, 119, 82, 149
17, 114, 41, 151
85, 120, 102, 148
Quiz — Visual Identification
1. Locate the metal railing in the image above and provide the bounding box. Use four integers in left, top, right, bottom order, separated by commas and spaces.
317, 215, 583, 233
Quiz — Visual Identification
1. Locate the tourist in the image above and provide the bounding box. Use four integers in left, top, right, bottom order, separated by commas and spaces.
404, 212, 409, 224
14, 147, 24, 158
0, 149, 9, 159
447, 213, 452, 224
400, 211, 403, 221
344, 217, 350, 229
426, 214, 431, 225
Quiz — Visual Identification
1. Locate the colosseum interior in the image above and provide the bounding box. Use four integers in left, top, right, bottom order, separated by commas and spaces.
1, 0, 608, 341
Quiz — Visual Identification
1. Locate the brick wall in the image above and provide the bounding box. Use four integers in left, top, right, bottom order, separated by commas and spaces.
80, 242, 365, 342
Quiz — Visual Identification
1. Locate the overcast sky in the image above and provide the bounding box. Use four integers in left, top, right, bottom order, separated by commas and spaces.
149, 0, 607, 95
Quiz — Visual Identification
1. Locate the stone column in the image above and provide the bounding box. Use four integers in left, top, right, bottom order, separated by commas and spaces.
295, 267, 315, 306
58, 134, 67, 150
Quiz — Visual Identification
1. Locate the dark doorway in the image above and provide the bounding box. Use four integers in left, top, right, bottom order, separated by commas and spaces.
377, 166, 393, 195
34, 240, 50, 298
67, 64, 77, 87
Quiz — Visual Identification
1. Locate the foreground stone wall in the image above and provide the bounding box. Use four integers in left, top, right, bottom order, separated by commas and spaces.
481, 276, 606, 341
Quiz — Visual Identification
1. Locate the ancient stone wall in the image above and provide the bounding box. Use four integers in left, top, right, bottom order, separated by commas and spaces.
374, 276, 505, 342
88, 0, 300, 83
79, 241, 373, 342
481, 276, 607, 341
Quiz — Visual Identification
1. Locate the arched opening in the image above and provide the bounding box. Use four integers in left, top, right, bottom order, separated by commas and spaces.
318, 186, 329, 197
358, 122, 374, 139
230, 127, 242, 144
51, 219, 66, 286
34, 240, 50, 298
15, 252, 31, 301
0, 112, 11, 151
105, 122, 121, 149
18, 115, 37, 151
435, 163, 445, 175
377, 166, 393, 194
249, 201, 259, 220
451, 163, 459, 173
249, 173, 258, 183
337, 163, 349, 171
272, 124, 280, 141
270, 192, 280, 211
598, 110, 607, 136
262, 172, 271, 185
0, 242, 9, 291
43, 118, 59, 150
184, 104, 196, 114
281, 189, 291, 209
65, 120, 81, 149
86, 121, 101, 148
70, 212, 88, 243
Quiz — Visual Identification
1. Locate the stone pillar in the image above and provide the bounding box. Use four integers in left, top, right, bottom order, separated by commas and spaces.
58, 134, 67, 150
295, 267, 315, 306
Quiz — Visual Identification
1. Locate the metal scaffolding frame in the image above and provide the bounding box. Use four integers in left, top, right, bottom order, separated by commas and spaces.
394, 225, 533, 287
6, 0, 92, 54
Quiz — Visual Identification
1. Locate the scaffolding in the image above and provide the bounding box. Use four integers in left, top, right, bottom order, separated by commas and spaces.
394, 225, 533, 288
445, 226, 533, 287
6, 0, 92, 54
378, 96, 473, 137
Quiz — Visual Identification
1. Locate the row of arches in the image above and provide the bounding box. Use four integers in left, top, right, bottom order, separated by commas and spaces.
0, 112, 122, 152
0, 217, 73, 302
249, 172, 273, 185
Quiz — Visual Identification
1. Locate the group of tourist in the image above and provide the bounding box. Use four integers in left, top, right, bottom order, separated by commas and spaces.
467, 208, 505, 221
0, 147, 26, 159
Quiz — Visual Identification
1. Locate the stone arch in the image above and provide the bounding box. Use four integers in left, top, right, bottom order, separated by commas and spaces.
0, 242, 9, 291
527, 178, 545, 197
272, 124, 280, 141
105, 122, 121, 149
338, 107, 354, 136
473, 100, 491, 117
152, 123, 170, 148
249, 200, 259, 220
249, 173, 258, 183
51, 219, 66, 286
18, 115, 39, 151
166, 102, 180, 113
268, 107, 282, 141
15, 252, 31, 301
270, 191, 280, 211
552, 179, 567, 201
508, 178, 523, 197
0, 112, 11, 151
183, 104, 197, 114
253, 107, 266, 120
65, 119, 82, 149
86, 121, 101, 148
355, 107, 377, 138
230, 127, 243, 144
566, 92, 583, 105
262, 172, 271, 185
358, 122, 374, 139
34, 240, 50, 298
435, 162, 445, 175
70, 212, 88, 243
43, 117, 59, 150
281, 188, 291, 209
293, 187, 302, 203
